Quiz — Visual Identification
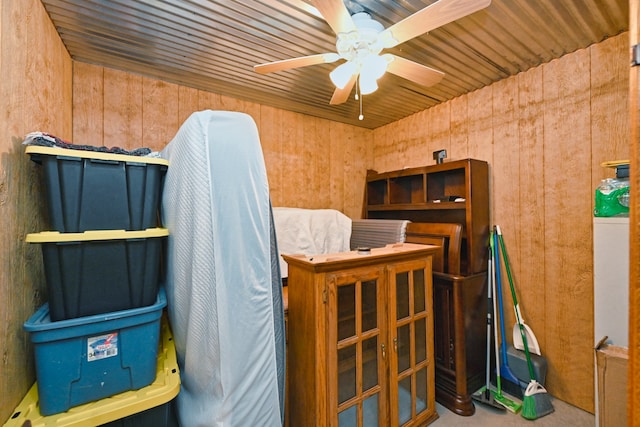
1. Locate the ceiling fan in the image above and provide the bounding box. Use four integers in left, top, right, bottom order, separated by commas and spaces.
254, 0, 491, 106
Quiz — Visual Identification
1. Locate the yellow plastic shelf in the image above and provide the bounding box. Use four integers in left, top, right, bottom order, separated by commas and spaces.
26, 227, 169, 243
25, 145, 169, 166
4, 315, 180, 427
601, 159, 630, 168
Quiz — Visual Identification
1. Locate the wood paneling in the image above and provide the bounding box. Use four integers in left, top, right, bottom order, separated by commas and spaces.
450, 96, 469, 159
467, 87, 494, 160
71, 64, 373, 220
0, 4, 628, 420
372, 32, 630, 412
517, 65, 547, 368
542, 47, 593, 409
73, 62, 103, 146
142, 78, 180, 151
260, 105, 284, 204
177, 86, 199, 125
104, 68, 143, 149
0, 0, 72, 422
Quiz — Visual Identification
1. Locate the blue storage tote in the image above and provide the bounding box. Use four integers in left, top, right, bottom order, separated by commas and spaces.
22, 289, 167, 416
26, 145, 168, 232
26, 228, 168, 321
5, 314, 179, 427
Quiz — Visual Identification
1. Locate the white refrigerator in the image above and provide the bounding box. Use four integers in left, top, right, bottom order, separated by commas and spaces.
593, 216, 629, 427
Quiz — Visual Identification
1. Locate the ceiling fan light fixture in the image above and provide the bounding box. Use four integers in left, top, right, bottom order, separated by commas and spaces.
361, 54, 388, 81
330, 61, 357, 89
254, 0, 492, 109
359, 74, 378, 95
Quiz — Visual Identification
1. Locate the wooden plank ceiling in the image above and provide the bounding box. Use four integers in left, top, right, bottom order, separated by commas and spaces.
40, 0, 628, 129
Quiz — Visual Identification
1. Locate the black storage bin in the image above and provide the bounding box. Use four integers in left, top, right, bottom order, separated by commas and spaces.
26, 228, 168, 321
26, 145, 168, 232
100, 398, 179, 427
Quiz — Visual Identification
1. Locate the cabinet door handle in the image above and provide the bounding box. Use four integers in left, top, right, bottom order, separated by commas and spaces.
381, 343, 386, 359
393, 337, 398, 352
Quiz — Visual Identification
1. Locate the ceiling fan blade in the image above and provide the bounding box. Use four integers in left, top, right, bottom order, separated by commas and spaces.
255, 53, 340, 74
385, 55, 445, 87
330, 75, 357, 105
313, 0, 357, 34
380, 0, 491, 48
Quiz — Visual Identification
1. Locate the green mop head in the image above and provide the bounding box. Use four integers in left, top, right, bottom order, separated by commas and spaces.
492, 377, 522, 413
521, 380, 554, 420
494, 391, 522, 414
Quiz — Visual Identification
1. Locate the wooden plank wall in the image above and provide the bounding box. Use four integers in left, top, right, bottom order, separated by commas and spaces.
372, 33, 629, 413
72, 63, 374, 220
0, 0, 72, 422
0, 3, 627, 420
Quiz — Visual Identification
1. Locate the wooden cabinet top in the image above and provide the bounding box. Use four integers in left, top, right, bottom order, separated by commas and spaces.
282, 242, 438, 273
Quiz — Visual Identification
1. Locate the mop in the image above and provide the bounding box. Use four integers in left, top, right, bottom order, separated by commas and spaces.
497, 227, 554, 420
471, 246, 507, 411
487, 230, 522, 413
492, 228, 524, 399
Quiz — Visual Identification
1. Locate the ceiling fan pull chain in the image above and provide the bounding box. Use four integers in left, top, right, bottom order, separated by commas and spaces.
358, 76, 364, 120
355, 75, 360, 101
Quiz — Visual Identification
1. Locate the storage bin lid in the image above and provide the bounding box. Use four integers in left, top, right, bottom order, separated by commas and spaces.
601, 159, 630, 180
24, 287, 167, 333
26, 227, 169, 243
26, 145, 169, 166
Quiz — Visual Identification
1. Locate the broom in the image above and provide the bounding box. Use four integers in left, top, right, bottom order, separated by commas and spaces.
471, 246, 507, 411
488, 230, 522, 413
497, 226, 554, 419
491, 229, 523, 399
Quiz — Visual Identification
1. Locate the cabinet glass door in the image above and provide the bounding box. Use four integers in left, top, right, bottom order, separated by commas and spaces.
389, 260, 434, 426
331, 269, 387, 427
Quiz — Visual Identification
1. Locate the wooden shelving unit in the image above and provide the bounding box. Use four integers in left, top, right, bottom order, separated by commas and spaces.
365, 159, 489, 275
364, 159, 490, 416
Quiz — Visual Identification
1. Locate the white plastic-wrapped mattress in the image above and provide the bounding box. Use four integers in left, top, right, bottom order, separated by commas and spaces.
161, 110, 284, 426
273, 207, 352, 278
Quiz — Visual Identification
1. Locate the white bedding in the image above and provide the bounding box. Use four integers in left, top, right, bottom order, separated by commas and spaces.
273, 207, 352, 277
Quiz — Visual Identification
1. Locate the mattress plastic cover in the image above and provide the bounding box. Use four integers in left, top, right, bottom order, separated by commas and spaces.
273, 207, 352, 278
160, 110, 284, 426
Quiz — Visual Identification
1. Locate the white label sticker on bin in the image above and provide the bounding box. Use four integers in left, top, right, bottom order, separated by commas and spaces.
87, 332, 119, 362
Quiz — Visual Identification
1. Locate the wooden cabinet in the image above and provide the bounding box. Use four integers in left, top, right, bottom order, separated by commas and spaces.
364, 159, 489, 416
430, 272, 487, 415
365, 159, 489, 275
283, 243, 439, 427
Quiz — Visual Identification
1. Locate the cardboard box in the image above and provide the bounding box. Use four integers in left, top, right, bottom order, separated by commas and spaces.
595, 338, 628, 427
